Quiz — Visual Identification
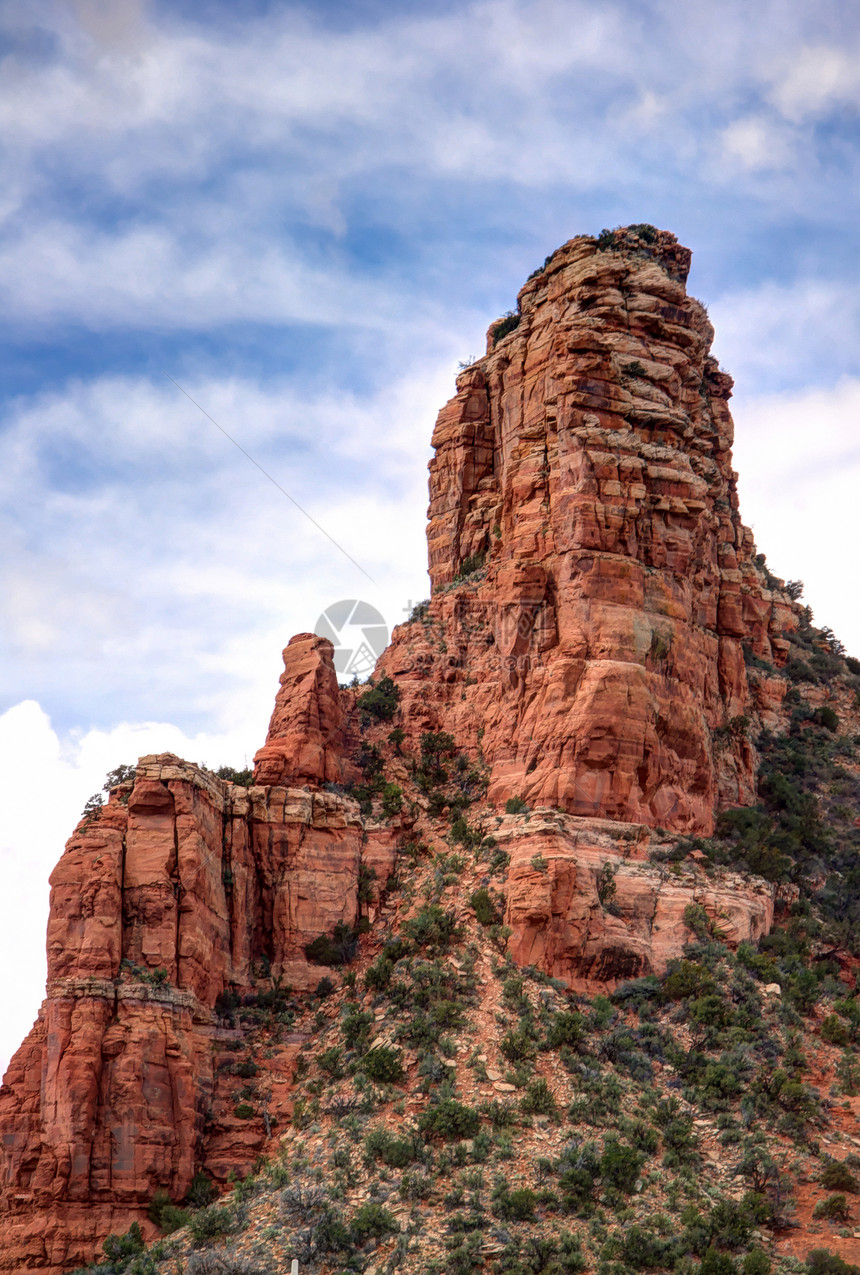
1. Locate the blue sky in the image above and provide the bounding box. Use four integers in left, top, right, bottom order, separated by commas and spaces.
2, 0, 860, 1069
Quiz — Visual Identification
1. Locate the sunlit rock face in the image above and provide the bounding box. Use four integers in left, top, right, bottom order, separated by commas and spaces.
379, 227, 794, 834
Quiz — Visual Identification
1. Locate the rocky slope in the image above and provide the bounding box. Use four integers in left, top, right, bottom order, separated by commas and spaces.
1, 226, 858, 1275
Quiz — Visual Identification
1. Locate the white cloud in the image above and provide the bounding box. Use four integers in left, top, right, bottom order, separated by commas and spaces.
732, 377, 860, 655
769, 43, 860, 121
710, 277, 860, 392
720, 115, 795, 172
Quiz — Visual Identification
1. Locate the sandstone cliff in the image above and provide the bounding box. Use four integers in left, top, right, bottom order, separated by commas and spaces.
378, 227, 794, 831
0, 228, 812, 1271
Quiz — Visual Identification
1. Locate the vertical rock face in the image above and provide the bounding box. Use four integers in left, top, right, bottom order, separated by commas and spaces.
0, 743, 366, 1272
0, 228, 801, 1270
379, 227, 794, 833
253, 634, 348, 786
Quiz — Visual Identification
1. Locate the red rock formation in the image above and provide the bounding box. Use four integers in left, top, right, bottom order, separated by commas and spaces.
253, 633, 348, 786
0, 227, 804, 1270
378, 227, 796, 832
497, 812, 774, 989
0, 747, 366, 1272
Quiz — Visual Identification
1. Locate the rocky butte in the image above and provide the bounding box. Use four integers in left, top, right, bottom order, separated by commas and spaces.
0, 227, 825, 1270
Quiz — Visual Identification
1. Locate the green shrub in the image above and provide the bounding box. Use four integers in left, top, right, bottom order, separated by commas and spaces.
419, 1098, 481, 1141
664, 959, 712, 1000
214, 765, 253, 787
304, 921, 359, 966
821, 1162, 860, 1193
500, 1027, 537, 1063
365, 955, 395, 992
520, 1078, 557, 1116
357, 675, 400, 720
505, 796, 529, 814
821, 1014, 850, 1046
361, 1045, 404, 1084
148, 1188, 189, 1234
188, 1203, 239, 1244
814, 1194, 851, 1221
318, 1045, 344, 1078
807, 1250, 860, 1275
621, 1225, 677, 1269
545, 1010, 586, 1049
599, 1138, 642, 1192
341, 1003, 374, 1050
351, 1201, 399, 1241
234, 1102, 255, 1119
815, 706, 840, 732
491, 312, 520, 346
381, 782, 403, 817
186, 1171, 216, 1207
742, 1250, 771, 1275
103, 1223, 145, 1265
492, 1182, 537, 1221
700, 1248, 738, 1275
457, 551, 486, 578
402, 904, 461, 953
470, 886, 502, 926
365, 1126, 420, 1168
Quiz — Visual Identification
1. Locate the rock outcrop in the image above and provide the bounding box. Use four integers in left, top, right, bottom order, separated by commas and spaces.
0, 738, 367, 1271
0, 228, 804, 1271
379, 227, 795, 832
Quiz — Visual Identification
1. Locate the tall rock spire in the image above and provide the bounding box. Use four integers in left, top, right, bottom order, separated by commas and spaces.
379, 227, 795, 832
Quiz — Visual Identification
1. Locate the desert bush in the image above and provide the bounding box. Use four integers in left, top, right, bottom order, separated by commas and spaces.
317, 1046, 344, 1078
357, 675, 400, 720
402, 904, 461, 953
492, 1180, 537, 1221
304, 921, 359, 966
822, 1162, 860, 1193
621, 1225, 678, 1270
520, 1078, 558, 1117
500, 1027, 538, 1063
491, 312, 520, 346
505, 796, 529, 814
365, 1126, 421, 1168
351, 1201, 399, 1242
814, 1194, 851, 1221
544, 1010, 586, 1049
556, 1141, 599, 1209
700, 1248, 738, 1275
470, 886, 503, 926
188, 1203, 240, 1245
341, 1003, 374, 1050
186, 1253, 268, 1275
599, 1138, 642, 1193
361, 1045, 404, 1084
821, 1014, 851, 1046
807, 1251, 860, 1275
419, 1098, 481, 1141
101, 1223, 146, 1267
148, 1187, 189, 1234
186, 1171, 216, 1207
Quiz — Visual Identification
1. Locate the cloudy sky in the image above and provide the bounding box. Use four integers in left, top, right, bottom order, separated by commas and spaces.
2, 0, 860, 1071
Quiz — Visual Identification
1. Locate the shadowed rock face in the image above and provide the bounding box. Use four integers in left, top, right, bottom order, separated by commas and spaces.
0, 229, 797, 1271
378, 228, 794, 833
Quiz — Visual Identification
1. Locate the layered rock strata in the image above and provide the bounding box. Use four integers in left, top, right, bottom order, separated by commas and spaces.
0, 640, 372, 1272
379, 227, 794, 832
